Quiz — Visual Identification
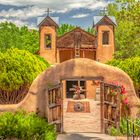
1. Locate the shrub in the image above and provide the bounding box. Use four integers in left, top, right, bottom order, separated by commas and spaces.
107, 118, 140, 136
0, 48, 50, 104
107, 126, 120, 136
0, 111, 56, 140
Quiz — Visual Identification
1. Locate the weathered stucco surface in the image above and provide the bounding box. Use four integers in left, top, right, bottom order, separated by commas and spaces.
0, 58, 140, 117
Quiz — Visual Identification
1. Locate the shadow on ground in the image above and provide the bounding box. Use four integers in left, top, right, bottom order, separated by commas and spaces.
57, 133, 104, 140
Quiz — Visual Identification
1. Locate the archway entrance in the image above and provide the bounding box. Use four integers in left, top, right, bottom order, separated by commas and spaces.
47, 76, 121, 133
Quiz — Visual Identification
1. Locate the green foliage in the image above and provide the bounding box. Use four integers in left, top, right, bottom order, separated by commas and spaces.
107, 57, 140, 89
0, 22, 96, 54
107, 1, 140, 59
57, 24, 96, 37
0, 111, 56, 140
107, 126, 120, 136
86, 27, 96, 35
0, 22, 39, 54
108, 118, 140, 136
57, 24, 76, 37
0, 48, 50, 92
107, 3, 119, 17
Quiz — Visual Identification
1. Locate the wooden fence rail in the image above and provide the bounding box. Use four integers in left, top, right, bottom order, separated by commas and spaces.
127, 119, 140, 140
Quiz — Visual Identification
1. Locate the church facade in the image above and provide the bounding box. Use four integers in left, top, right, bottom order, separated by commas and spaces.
38, 15, 116, 65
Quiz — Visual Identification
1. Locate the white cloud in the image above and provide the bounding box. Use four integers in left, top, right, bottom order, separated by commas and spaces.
0, 17, 38, 29
0, 0, 108, 28
88, 1, 108, 10
0, 6, 46, 20
54, 8, 68, 13
0, 18, 28, 26
72, 13, 89, 18
0, 0, 107, 12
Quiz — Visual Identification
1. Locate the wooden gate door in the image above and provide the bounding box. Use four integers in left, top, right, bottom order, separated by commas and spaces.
47, 83, 63, 132
100, 82, 121, 133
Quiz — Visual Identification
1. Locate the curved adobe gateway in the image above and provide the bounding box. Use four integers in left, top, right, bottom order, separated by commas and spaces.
0, 58, 140, 132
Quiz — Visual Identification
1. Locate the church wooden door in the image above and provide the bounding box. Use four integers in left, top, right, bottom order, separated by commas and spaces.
100, 82, 121, 133
47, 83, 63, 132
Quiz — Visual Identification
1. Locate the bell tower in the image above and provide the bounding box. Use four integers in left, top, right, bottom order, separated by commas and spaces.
93, 15, 116, 63
38, 16, 58, 64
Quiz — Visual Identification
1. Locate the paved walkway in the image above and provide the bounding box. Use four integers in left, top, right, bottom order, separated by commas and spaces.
57, 133, 116, 140
57, 99, 126, 140
63, 99, 101, 132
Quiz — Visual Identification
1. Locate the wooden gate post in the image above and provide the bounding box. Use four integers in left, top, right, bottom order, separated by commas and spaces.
100, 81, 105, 133
60, 82, 64, 133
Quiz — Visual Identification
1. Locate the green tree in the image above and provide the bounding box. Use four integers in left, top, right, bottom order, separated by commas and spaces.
0, 48, 50, 104
57, 24, 76, 37
107, 57, 140, 92
107, 0, 140, 59
107, 3, 119, 16
0, 22, 39, 54
86, 27, 96, 35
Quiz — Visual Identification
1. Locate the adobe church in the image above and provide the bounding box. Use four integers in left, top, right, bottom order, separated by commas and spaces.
37, 17, 118, 132
1, 14, 140, 134
38, 15, 117, 64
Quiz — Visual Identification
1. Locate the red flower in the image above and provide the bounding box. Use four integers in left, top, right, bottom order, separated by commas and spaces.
121, 85, 126, 94
123, 97, 129, 105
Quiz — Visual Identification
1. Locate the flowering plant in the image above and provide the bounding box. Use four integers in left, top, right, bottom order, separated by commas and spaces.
122, 97, 129, 105
110, 81, 129, 106
120, 85, 129, 105
121, 85, 126, 95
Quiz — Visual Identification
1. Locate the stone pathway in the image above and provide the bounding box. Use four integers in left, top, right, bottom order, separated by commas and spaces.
63, 99, 101, 132
57, 133, 116, 140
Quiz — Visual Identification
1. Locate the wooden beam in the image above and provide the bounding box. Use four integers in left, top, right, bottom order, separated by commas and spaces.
48, 103, 61, 109
60, 76, 104, 81
48, 83, 62, 91
58, 48, 96, 51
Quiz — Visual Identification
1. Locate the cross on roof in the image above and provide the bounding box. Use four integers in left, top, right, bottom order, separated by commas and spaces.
100, 7, 108, 15
45, 8, 52, 16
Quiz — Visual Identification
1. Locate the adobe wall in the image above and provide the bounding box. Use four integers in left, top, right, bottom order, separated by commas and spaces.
86, 81, 96, 99
0, 58, 140, 118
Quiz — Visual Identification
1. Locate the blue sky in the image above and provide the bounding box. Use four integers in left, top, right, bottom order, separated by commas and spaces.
0, 0, 114, 29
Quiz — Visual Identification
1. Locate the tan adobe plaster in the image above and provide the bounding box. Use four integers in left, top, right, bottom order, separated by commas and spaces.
39, 26, 57, 64
0, 58, 140, 118
96, 25, 115, 63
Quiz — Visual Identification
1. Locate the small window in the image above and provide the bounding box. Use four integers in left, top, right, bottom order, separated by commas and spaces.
44, 34, 51, 49
102, 31, 109, 45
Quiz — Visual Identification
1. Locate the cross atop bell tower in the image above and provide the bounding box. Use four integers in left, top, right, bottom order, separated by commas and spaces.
100, 7, 108, 15
45, 8, 52, 16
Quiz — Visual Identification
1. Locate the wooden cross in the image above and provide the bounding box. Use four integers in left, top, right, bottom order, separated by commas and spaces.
70, 85, 86, 99
45, 8, 52, 16
100, 7, 108, 15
